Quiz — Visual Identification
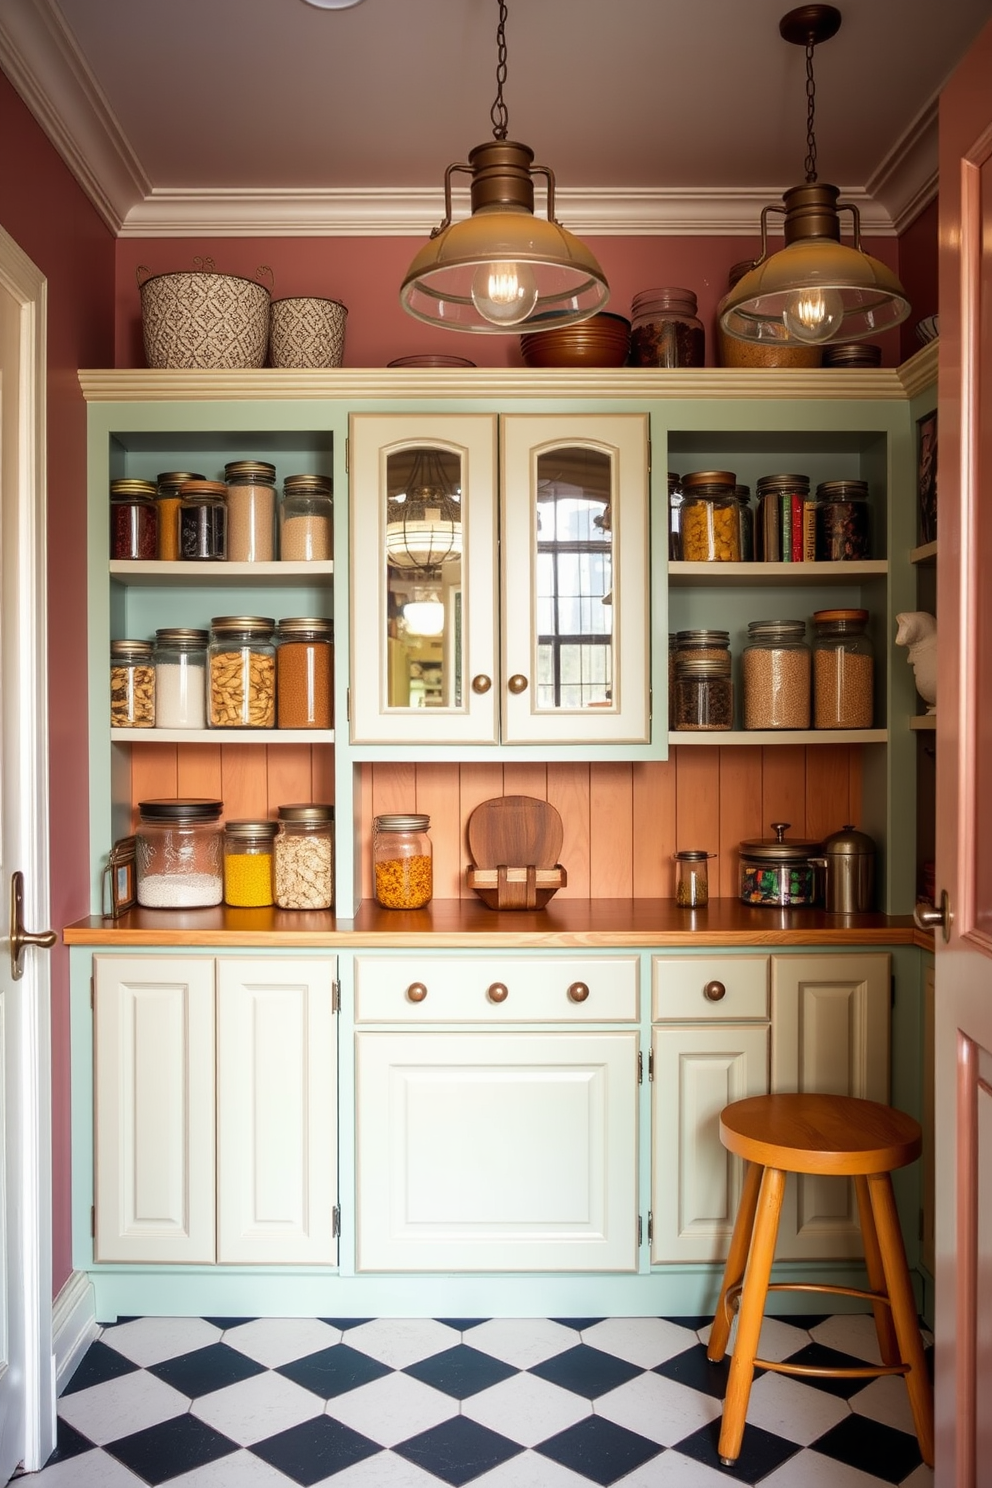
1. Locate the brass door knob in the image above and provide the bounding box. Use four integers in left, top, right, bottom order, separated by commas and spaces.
567, 981, 590, 1002
703, 980, 727, 1002
8, 871, 56, 982
406, 981, 428, 1002
487, 981, 509, 1003
471, 674, 492, 694
507, 674, 529, 694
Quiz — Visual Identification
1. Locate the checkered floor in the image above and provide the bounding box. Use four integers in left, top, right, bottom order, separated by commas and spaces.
19, 1314, 933, 1486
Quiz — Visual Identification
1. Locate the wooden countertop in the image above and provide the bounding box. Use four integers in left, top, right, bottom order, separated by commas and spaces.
63, 898, 933, 950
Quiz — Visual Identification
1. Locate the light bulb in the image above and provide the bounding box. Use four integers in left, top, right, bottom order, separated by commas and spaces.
471, 261, 539, 326
782, 286, 845, 344
403, 600, 445, 637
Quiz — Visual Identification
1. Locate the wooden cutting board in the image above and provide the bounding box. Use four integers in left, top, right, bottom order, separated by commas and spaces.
467, 795, 564, 869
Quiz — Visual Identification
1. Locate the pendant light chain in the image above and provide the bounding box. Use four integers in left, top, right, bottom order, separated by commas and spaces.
489, 0, 509, 140
804, 37, 818, 183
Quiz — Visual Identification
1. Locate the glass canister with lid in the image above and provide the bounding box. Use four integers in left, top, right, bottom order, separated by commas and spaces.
672, 656, 734, 731
812, 608, 874, 729
280, 474, 333, 561
629, 288, 705, 367
815, 479, 871, 561
679, 471, 741, 561
153, 627, 208, 730
755, 473, 812, 562
110, 479, 158, 560
742, 619, 811, 730
179, 479, 228, 561
110, 640, 155, 727
739, 821, 823, 906
276, 617, 334, 729
155, 471, 204, 561
274, 803, 334, 909
224, 819, 278, 907
208, 616, 276, 728
224, 459, 276, 563
135, 798, 224, 908
373, 814, 433, 909
674, 849, 716, 908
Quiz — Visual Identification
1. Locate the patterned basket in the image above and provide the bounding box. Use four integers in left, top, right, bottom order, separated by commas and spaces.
268, 297, 348, 368
138, 259, 272, 369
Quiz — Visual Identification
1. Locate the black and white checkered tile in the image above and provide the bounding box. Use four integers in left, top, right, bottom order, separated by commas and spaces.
19, 1313, 933, 1486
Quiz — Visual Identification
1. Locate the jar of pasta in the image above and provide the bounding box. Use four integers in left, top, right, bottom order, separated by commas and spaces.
679, 471, 741, 561
373, 814, 433, 909
274, 804, 334, 910
223, 820, 277, 907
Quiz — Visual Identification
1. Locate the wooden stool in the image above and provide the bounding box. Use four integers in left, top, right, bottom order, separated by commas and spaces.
707, 1093, 933, 1468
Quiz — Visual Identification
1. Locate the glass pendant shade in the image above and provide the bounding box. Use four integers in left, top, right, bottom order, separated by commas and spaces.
385, 448, 462, 571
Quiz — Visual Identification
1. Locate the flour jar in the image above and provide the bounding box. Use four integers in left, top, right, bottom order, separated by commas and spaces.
153, 627, 207, 729
135, 798, 224, 908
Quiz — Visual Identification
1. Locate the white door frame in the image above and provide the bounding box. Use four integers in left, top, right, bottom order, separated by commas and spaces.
0, 224, 55, 1471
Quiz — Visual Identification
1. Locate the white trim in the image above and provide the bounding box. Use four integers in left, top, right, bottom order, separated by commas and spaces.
51, 1272, 97, 1396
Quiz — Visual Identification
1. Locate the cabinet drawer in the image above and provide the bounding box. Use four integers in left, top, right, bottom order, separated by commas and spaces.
652, 956, 769, 1021
355, 956, 638, 1022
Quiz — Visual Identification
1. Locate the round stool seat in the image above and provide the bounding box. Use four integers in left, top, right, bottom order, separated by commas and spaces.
720, 1093, 922, 1176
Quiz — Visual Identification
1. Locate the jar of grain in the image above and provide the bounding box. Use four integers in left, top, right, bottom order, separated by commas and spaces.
135, 798, 224, 908
224, 460, 276, 562
110, 640, 155, 727
674, 629, 731, 665
280, 474, 333, 561
668, 472, 682, 560
742, 620, 811, 730
274, 803, 334, 910
179, 480, 228, 561
223, 819, 277, 907
672, 657, 734, 731
153, 627, 208, 730
275, 617, 334, 729
373, 813, 433, 909
679, 472, 741, 561
755, 473, 812, 562
155, 471, 204, 561
208, 616, 276, 729
110, 479, 158, 560
815, 479, 871, 561
629, 288, 705, 367
812, 609, 874, 729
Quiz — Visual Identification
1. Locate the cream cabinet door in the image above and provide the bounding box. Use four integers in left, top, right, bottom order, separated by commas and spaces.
771, 952, 891, 1261
651, 1023, 769, 1265
355, 1030, 639, 1272
93, 955, 215, 1264
216, 958, 338, 1265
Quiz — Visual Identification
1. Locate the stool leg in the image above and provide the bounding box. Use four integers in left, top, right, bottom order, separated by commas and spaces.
708, 1159, 763, 1363
854, 1175, 901, 1366
718, 1164, 786, 1467
867, 1172, 935, 1467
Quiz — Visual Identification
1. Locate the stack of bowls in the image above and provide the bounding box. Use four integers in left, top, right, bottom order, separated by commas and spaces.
520, 313, 631, 368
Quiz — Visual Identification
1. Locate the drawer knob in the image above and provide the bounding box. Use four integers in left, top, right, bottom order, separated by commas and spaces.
471, 674, 492, 694
487, 981, 509, 1003
703, 980, 727, 1002
507, 674, 529, 694
567, 981, 590, 1003
406, 982, 428, 1003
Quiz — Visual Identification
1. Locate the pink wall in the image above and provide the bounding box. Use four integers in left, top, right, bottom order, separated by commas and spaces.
898, 198, 939, 363
0, 69, 116, 1294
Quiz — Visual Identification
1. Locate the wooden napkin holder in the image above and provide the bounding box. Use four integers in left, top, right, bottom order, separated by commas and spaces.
465, 794, 567, 910
466, 863, 567, 911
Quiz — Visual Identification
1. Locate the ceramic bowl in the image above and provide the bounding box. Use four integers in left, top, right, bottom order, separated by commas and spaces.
520, 313, 631, 368
915, 315, 939, 345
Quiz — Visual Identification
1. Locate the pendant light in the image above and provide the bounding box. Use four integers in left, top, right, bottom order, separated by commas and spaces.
385, 448, 462, 571
720, 6, 910, 347
400, 0, 609, 333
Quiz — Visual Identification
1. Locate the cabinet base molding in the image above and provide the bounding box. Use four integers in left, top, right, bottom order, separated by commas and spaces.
53, 1270, 98, 1394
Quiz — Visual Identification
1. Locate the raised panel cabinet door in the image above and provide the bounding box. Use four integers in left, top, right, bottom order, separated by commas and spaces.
93, 955, 216, 1264
216, 958, 338, 1265
355, 1030, 639, 1272
650, 1023, 769, 1265
771, 952, 891, 1261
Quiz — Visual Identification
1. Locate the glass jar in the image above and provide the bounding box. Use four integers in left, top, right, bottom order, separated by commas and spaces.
668, 472, 682, 560
673, 629, 731, 669
223, 819, 277, 907
276, 617, 334, 729
156, 471, 204, 561
225, 460, 276, 563
208, 616, 276, 728
672, 657, 734, 731
153, 627, 208, 730
280, 474, 333, 561
373, 813, 433, 909
679, 471, 741, 561
674, 850, 715, 908
629, 288, 705, 367
179, 479, 228, 561
735, 484, 754, 562
755, 473, 812, 563
110, 640, 155, 728
135, 798, 223, 908
815, 479, 871, 561
274, 803, 334, 910
742, 620, 811, 730
110, 479, 158, 560
812, 608, 874, 729
739, 822, 822, 906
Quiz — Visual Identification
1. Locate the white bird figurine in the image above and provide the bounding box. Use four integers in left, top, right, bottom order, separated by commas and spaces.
895, 611, 937, 713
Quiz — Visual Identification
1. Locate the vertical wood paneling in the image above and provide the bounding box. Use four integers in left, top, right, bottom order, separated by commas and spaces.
221, 745, 268, 821
761, 745, 807, 838
265, 745, 314, 815
807, 744, 852, 841
360, 763, 374, 900
547, 764, 591, 898
414, 763, 463, 900
717, 747, 765, 898
130, 744, 178, 829
176, 744, 222, 804
632, 761, 677, 897
504, 763, 548, 801
673, 749, 721, 866
311, 744, 335, 807
458, 763, 505, 897
848, 748, 863, 826
590, 764, 633, 898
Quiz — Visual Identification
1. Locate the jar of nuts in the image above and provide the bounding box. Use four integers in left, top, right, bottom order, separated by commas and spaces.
208, 616, 276, 728
812, 609, 874, 729
274, 803, 334, 910
679, 472, 741, 562
373, 814, 433, 909
110, 639, 155, 728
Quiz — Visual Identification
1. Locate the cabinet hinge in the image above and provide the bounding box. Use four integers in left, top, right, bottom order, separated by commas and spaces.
346, 687, 351, 723
647, 437, 652, 475
332, 979, 341, 1014
90, 1205, 95, 1239
648, 1048, 654, 1081
647, 1211, 653, 1243
344, 437, 349, 475
638, 1215, 643, 1246
638, 1050, 643, 1084
90, 976, 94, 1010
332, 1205, 341, 1239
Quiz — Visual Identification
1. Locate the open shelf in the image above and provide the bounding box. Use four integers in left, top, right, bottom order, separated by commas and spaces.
111, 728, 335, 744
909, 716, 937, 732
669, 729, 887, 746
910, 541, 937, 565
669, 560, 887, 587
110, 560, 334, 584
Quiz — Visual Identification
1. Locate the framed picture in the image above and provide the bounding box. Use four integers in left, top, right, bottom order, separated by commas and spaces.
102, 835, 136, 918
917, 410, 938, 545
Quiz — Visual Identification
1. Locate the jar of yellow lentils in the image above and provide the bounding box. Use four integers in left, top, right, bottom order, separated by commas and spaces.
223, 820, 277, 907
679, 471, 741, 562
373, 814, 433, 909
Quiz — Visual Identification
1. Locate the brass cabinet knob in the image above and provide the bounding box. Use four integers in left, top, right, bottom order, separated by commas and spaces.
471, 674, 493, 694
567, 981, 590, 1003
507, 674, 529, 694
406, 981, 428, 1003
703, 980, 727, 1002
487, 981, 509, 1003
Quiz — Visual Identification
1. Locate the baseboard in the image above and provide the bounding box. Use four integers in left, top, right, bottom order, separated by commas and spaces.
52, 1270, 97, 1393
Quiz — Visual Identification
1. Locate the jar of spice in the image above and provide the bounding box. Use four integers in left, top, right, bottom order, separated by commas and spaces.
223, 819, 277, 907
135, 798, 224, 908
812, 608, 874, 729
815, 479, 871, 561
208, 616, 276, 728
755, 473, 812, 563
274, 803, 334, 910
280, 474, 333, 561
672, 656, 734, 731
180, 479, 228, 561
155, 471, 204, 561
741, 620, 811, 730
276, 617, 334, 729
224, 460, 276, 563
153, 627, 207, 730
674, 849, 715, 908
373, 814, 433, 909
110, 640, 155, 728
739, 821, 822, 906
679, 472, 741, 561
110, 479, 158, 560
629, 288, 705, 367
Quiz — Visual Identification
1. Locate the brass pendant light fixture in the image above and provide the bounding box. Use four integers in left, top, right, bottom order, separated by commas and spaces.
400, 0, 609, 333
720, 6, 910, 347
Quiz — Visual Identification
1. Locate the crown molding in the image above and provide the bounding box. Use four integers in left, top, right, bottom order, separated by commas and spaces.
866, 95, 939, 233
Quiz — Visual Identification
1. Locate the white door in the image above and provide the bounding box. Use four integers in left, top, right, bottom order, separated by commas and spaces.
0, 227, 54, 1476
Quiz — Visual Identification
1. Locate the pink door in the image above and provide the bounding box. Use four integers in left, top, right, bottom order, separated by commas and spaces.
933, 16, 992, 1483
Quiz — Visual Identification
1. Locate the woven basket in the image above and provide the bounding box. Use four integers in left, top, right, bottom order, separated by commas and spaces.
268, 297, 348, 368
138, 259, 272, 369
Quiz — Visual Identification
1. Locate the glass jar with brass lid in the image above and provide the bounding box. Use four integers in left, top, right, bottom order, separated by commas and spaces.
276, 617, 334, 729
155, 470, 204, 561
812, 608, 874, 729
110, 639, 155, 728
180, 479, 228, 561
110, 479, 158, 560
153, 627, 208, 729
208, 615, 276, 728
225, 459, 276, 562
280, 474, 333, 561
274, 803, 334, 910
373, 814, 433, 909
223, 819, 277, 907
678, 471, 741, 561
739, 821, 823, 906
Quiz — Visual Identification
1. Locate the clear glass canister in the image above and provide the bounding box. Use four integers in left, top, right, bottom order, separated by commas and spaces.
156, 470, 204, 562
280, 474, 333, 561
276, 617, 334, 729
179, 479, 228, 560
153, 627, 207, 730
629, 288, 705, 367
815, 479, 871, 561
674, 629, 731, 665
223, 819, 277, 907
812, 608, 874, 729
110, 640, 155, 727
679, 471, 741, 561
739, 822, 822, 906
742, 620, 811, 730
208, 615, 276, 728
274, 803, 334, 909
225, 459, 276, 563
674, 850, 714, 907
668, 472, 682, 560
673, 657, 734, 731
373, 813, 433, 909
735, 485, 754, 562
755, 473, 812, 562
135, 798, 223, 908
110, 479, 158, 560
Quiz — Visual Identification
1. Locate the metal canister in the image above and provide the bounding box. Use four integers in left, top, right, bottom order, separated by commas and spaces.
812, 824, 876, 913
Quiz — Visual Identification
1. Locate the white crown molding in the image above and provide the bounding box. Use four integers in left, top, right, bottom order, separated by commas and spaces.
866, 95, 939, 233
